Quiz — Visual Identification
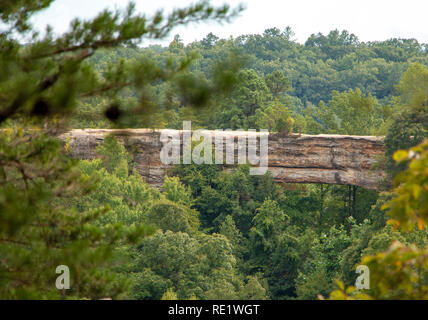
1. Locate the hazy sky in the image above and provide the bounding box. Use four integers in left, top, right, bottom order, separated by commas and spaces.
31, 0, 428, 45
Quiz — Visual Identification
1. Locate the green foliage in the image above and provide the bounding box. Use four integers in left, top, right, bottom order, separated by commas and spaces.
77, 137, 160, 225
131, 230, 267, 300
296, 265, 333, 300
330, 140, 428, 300
265, 71, 291, 98
58, 26, 428, 132
229, 68, 273, 127
0, 128, 153, 299
2, 1, 428, 301
162, 176, 193, 206
396, 63, 428, 110
145, 199, 199, 234
96, 134, 131, 174
362, 242, 428, 299
0, 0, 243, 299
254, 101, 294, 134
0, 1, 243, 126
172, 158, 386, 300
219, 215, 248, 263
381, 64, 428, 187
0, 0, 55, 33
250, 200, 289, 252
383, 140, 428, 231
161, 288, 179, 300
311, 88, 380, 135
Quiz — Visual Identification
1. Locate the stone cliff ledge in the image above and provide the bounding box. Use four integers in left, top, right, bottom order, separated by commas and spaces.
60, 129, 385, 190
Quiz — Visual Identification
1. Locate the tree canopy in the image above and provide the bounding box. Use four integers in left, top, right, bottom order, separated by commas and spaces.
1, 1, 427, 301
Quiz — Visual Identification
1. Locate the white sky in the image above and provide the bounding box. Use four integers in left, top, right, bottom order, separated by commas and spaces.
31, 0, 428, 45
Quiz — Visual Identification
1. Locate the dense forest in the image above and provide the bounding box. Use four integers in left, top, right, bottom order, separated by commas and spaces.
0, 1, 427, 300
74, 28, 428, 135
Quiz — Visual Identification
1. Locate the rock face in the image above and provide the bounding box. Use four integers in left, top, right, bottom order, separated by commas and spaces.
60, 129, 385, 190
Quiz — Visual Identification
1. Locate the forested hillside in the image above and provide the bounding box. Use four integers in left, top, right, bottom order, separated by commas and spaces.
67, 28, 427, 299
0, 1, 427, 300
73, 28, 427, 136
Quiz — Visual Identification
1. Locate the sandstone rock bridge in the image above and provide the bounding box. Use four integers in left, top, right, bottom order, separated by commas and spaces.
61, 129, 385, 190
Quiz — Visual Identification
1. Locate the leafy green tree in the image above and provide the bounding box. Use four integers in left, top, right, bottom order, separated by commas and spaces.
162, 176, 193, 207
314, 88, 380, 135
219, 215, 249, 265
201, 32, 219, 49
0, 1, 242, 125
235, 69, 272, 118
95, 134, 131, 174
4, 1, 427, 300
254, 101, 294, 134
250, 199, 289, 253
132, 229, 266, 299
265, 71, 291, 98
384, 141, 428, 231
161, 288, 179, 300
382, 63, 428, 187
295, 225, 351, 299
0, 0, 242, 299
0, 128, 153, 299
305, 30, 359, 60
330, 140, 428, 299
215, 68, 272, 128
145, 199, 199, 235
296, 265, 333, 300
76, 136, 160, 226
396, 63, 428, 109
